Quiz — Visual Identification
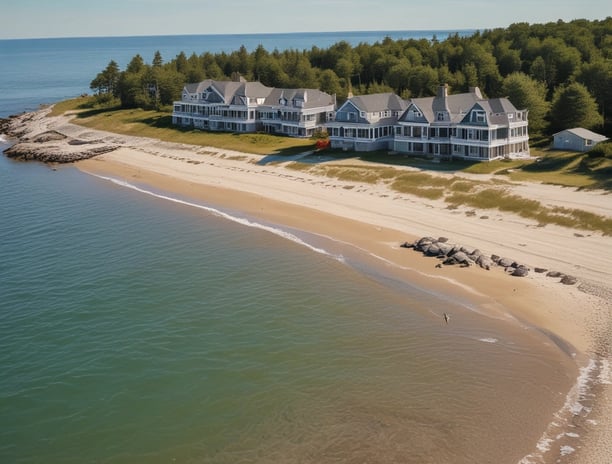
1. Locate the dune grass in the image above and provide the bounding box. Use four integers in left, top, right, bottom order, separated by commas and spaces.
446, 189, 612, 234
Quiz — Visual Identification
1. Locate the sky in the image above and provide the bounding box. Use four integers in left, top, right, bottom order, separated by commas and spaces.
1, 0, 610, 40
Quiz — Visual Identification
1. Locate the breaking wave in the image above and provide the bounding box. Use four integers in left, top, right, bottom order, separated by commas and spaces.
89, 174, 344, 262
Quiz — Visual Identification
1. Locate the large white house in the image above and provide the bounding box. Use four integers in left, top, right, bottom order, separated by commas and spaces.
172, 78, 335, 138
174, 78, 530, 161
325, 93, 409, 151
326, 85, 530, 161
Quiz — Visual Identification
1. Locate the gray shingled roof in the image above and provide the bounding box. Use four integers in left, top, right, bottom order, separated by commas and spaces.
555, 128, 608, 142
348, 93, 408, 113
183, 79, 272, 103
404, 88, 523, 125
264, 88, 334, 109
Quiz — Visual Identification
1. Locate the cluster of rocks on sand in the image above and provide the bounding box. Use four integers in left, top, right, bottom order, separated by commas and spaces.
402, 236, 578, 285
1, 110, 119, 163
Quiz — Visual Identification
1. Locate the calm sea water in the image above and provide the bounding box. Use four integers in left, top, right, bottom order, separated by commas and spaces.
0, 32, 582, 464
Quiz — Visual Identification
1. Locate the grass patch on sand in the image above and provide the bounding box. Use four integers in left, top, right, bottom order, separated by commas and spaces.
48, 96, 102, 117
447, 188, 612, 234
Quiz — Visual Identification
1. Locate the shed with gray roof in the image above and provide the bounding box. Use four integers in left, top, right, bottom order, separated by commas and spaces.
552, 128, 608, 152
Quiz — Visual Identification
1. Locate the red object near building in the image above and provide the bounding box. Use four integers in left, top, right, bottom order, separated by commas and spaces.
316, 139, 330, 150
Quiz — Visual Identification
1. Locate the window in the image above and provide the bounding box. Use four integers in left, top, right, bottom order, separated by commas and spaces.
585, 139, 593, 146
436, 112, 446, 121
408, 109, 422, 121
472, 111, 485, 123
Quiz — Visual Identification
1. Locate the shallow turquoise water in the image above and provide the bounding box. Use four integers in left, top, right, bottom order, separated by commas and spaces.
0, 153, 575, 463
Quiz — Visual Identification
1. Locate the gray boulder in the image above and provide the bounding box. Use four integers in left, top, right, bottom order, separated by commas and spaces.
546, 271, 565, 278
444, 251, 472, 266
424, 244, 441, 256
437, 243, 454, 256
560, 275, 578, 285
497, 257, 514, 268
511, 267, 529, 277
476, 255, 494, 270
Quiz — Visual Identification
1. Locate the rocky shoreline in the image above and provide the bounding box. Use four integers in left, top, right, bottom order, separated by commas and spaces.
1, 109, 119, 163
403, 235, 579, 284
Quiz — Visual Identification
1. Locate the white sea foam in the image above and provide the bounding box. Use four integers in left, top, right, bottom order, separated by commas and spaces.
90, 174, 344, 261
565, 432, 580, 438
0, 134, 7, 143
478, 337, 498, 344
599, 358, 611, 385
518, 358, 597, 464
559, 445, 575, 456
535, 437, 553, 453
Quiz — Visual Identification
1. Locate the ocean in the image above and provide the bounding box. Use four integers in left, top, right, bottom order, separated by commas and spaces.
0, 32, 589, 464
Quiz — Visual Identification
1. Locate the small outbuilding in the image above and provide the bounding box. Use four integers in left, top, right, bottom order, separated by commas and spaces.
552, 127, 608, 152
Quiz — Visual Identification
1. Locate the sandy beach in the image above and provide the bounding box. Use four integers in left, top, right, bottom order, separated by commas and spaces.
3, 107, 611, 463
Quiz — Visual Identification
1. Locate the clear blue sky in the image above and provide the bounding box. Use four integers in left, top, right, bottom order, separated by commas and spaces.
2, 0, 611, 40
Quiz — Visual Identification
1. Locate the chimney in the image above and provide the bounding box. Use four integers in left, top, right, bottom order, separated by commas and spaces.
437, 84, 449, 98
469, 87, 483, 99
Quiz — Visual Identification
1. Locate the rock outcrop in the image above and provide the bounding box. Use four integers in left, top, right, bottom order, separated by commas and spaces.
1, 109, 119, 163
403, 235, 578, 284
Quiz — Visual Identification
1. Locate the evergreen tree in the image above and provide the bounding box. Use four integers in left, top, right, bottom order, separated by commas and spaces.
502, 72, 550, 134
317, 69, 343, 98
550, 82, 602, 132
90, 60, 120, 97
152, 50, 163, 68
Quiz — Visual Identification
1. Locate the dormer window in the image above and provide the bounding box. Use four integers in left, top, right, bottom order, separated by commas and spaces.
280, 97, 288, 106
436, 112, 446, 121
472, 110, 486, 123
407, 109, 422, 121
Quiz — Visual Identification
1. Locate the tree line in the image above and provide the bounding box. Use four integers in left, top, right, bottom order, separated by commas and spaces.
91, 17, 612, 136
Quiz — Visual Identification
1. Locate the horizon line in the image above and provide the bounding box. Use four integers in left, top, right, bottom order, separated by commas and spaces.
0, 27, 487, 42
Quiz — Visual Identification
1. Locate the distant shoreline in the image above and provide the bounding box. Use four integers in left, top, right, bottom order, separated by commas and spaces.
0, 28, 477, 43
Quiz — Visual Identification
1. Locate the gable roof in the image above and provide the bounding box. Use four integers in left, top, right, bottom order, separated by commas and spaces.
183, 79, 272, 103
402, 87, 522, 125
264, 88, 334, 109
183, 80, 335, 110
554, 127, 608, 142
348, 93, 408, 113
